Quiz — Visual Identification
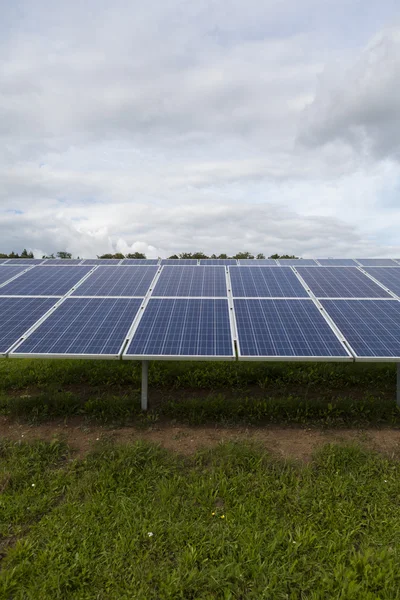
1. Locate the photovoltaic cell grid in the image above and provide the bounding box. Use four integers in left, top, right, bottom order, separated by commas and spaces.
229, 266, 308, 298
4, 259, 45, 265
277, 259, 317, 266
121, 259, 159, 265
0, 266, 30, 286
234, 299, 349, 358
0, 297, 57, 354
0, 266, 92, 297
81, 259, 122, 265
42, 259, 83, 265
160, 259, 198, 265
238, 259, 277, 265
296, 267, 391, 299
363, 268, 400, 298
317, 259, 358, 266
72, 266, 158, 297
199, 259, 237, 266
321, 300, 400, 358
153, 266, 227, 297
13, 298, 142, 357
356, 259, 398, 267
125, 298, 234, 358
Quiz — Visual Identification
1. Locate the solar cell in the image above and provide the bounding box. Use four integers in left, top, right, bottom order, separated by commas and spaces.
81, 259, 122, 265
363, 268, 400, 298
296, 267, 391, 298
317, 259, 358, 266
277, 259, 317, 266
229, 266, 308, 298
121, 259, 159, 265
42, 259, 83, 265
0, 266, 92, 296
0, 297, 57, 354
160, 259, 198, 265
356, 259, 397, 267
0, 266, 30, 286
4, 259, 45, 265
153, 266, 227, 297
234, 299, 350, 359
12, 297, 142, 357
72, 266, 158, 297
125, 298, 234, 358
238, 259, 277, 265
199, 259, 237, 266
321, 299, 400, 359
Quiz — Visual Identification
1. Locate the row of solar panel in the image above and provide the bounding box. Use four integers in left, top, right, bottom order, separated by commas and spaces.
0, 264, 399, 299
2, 258, 400, 267
1, 263, 400, 361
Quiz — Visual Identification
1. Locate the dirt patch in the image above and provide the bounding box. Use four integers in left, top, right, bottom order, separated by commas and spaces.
1, 416, 400, 461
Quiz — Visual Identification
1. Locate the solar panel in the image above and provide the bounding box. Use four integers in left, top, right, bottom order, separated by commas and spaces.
153, 266, 227, 297
12, 297, 142, 357
277, 259, 317, 266
81, 259, 122, 265
4, 259, 45, 265
296, 267, 391, 298
321, 299, 400, 359
360, 268, 400, 298
124, 298, 234, 358
121, 259, 159, 265
41, 259, 83, 265
0, 297, 57, 354
356, 259, 397, 267
317, 259, 358, 266
0, 266, 30, 286
0, 266, 92, 296
238, 259, 277, 266
199, 259, 237, 266
72, 266, 158, 297
229, 266, 308, 298
234, 299, 350, 359
160, 259, 198, 265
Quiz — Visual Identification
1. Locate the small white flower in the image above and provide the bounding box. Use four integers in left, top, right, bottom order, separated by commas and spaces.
31, 483, 35, 487
96, 438, 99, 441
148, 532, 154, 537
384, 480, 388, 483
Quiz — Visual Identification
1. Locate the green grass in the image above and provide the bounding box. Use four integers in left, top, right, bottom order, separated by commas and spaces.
0, 358, 398, 426
1, 439, 400, 598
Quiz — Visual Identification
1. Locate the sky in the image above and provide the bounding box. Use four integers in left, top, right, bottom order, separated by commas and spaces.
1, 0, 400, 259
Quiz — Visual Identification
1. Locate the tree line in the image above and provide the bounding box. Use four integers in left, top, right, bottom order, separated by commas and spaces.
0, 249, 299, 260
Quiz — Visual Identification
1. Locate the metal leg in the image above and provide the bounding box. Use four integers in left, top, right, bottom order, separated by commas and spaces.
141, 360, 149, 411
397, 364, 400, 408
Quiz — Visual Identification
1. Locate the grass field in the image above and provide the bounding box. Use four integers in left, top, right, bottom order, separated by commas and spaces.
1, 358, 400, 598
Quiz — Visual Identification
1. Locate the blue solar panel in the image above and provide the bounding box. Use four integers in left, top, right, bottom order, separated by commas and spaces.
199, 259, 237, 266
0, 297, 57, 354
363, 268, 400, 297
317, 259, 358, 266
296, 267, 391, 298
153, 266, 227, 297
277, 259, 317, 266
0, 266, 92, 296
160, 259, 198, 265
125, 298, 234, 358
356, 259, 397, 267
72, 266, 158, 297
321, 300, 400, 358
230, 266, 308, 298
12, 298, 142, 357
4, 259, 45, 265
234, 299, 349, 358
42, 259, 83, 265
0, 266, 30, 286
81, 259, 122, 265
121, 259, 159, 265
238, 259, 277, 265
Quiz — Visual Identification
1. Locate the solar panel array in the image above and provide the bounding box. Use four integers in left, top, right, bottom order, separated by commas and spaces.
2, 258, 400, 361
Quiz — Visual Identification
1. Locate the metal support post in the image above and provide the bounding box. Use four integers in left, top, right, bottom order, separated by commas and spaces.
397, 364, 400, 408
141, 360, 149, 411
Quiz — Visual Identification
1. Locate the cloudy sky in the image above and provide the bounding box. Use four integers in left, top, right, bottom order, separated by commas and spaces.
1, 0, 400, 258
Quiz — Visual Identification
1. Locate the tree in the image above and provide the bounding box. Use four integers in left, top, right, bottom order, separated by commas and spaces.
256, 253, 265, 259
21, 248, 34, 258
168, 254, 179, 259
42, 253, 55, 259
98, 253, 125, 259
268, 254, 299, 259
125, 252, 146, 259
56, 251, 72, 259
233, 251, 254, 260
